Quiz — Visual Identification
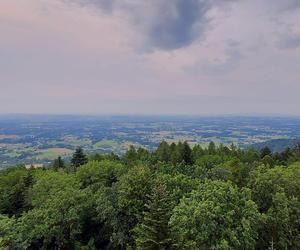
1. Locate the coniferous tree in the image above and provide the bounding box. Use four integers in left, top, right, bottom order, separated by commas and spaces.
123, 145, 138, 165
137, 147, 151, 162
182, 141, 193, 165
156, 141, 170, 163
260, 146, 272, 158
192, 144, 204, 163
134, 184, 173, 250
71, 147, 87, 171
208, 141, 216, 154
23, 170, 34, 188
53, 156, 65, 171
169, 143, 176, 160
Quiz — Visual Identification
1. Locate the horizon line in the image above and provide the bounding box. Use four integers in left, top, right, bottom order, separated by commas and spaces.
0, 112, 300, 118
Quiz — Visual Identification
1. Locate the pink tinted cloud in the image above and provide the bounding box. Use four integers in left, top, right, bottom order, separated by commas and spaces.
0, 0, 299, 115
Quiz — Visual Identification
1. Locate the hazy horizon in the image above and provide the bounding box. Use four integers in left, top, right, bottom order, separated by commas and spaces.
1, 112, 300, 119
1, 0, 300, 115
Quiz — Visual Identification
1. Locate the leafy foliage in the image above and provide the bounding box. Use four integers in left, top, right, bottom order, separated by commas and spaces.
170, 180, 262, 250
0, 141, 300, 249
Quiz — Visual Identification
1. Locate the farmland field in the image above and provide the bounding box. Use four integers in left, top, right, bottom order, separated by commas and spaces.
0, 114, 299, 168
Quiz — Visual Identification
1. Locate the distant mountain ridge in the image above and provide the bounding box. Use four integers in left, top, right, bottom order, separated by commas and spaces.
248, 138, 300, 152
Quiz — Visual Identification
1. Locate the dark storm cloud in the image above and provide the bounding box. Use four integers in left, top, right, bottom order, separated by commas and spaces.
66, 0, 233, 50
139, 0, 212, 50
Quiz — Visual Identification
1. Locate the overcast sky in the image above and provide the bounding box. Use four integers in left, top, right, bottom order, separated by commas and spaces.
0, 0, 300, 115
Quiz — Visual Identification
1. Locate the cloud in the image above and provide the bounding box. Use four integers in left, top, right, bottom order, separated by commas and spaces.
277, 32, 300, 49
133, 0, 211, 51
272, 0, 300, 12
1, 0, 300, 115
70, 0, 115, 12
185, 40, 243, 76
66, 0, 234, 51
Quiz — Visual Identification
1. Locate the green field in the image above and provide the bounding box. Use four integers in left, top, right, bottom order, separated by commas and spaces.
36, 148, 73, 160
93, 139, 119, 149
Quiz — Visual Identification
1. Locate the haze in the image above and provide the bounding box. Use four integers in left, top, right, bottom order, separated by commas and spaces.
1, 0, 300, 115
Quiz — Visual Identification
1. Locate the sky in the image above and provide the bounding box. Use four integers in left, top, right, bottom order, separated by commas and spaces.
0, 0, 300, 115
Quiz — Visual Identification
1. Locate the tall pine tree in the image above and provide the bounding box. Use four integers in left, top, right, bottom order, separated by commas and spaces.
71, 147, 87, 171
134, 184, 173, 250
52, 156, 65, 171
182, 141, 193, 165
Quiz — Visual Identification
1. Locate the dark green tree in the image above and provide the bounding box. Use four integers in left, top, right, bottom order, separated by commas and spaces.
71, 147, 88, 171
171, 142, 184, 165
156, 141, 170, 163
192, 144, 204, 162
182, 141, 193, 165
52, 156, 65, 171
0, 167, 32, 216
137, 147, 151, 162
262, 155, 275, 167
248, 164, 300, 249
260, 146, 272, 158
123, 145, 138, 165
208, 141, 216, 154
134, 184, 173, 250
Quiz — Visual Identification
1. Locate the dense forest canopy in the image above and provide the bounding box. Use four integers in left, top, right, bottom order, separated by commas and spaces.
0, 141, 300, 249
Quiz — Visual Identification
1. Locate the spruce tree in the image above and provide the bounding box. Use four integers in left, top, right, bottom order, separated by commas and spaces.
71, 147, 87, 171
156, 141, 170, 162
171, 142, 184, 165
134, 184, 173, 250
260, 146, 272, 158
182, 141, 193, 165
53, 156, 65, 171
208, 141, 216, 154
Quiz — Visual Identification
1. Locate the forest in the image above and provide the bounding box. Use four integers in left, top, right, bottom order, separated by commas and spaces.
0, 141, 300, 249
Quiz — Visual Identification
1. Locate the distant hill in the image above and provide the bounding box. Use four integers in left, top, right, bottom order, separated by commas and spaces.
248, 138, 299, 152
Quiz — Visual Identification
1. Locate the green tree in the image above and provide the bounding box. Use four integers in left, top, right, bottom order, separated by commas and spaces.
262, 155, 275, 167
28, 170, 79, 207
154, 173, 199, 204
243, 148, 260, 163
0, 214, 18, 248
171, 142, 184, 165
192, 144, 204, 162
248, 164, 300, 249
100, 165, 153, 248
195, 155, 223, 171
221, 158, 252, 186
52, 156, 65, 171
123, 145, 138, 165
76, 160, 126, 190
71, 147, 88, 171
170, 180, 262, 250
137, 147, 151, 162
182, 141, 193, 165
264, 192, 300, 250
18, 187, 93, 249
249, 164, 300, 213
156, 141, 171, 163
0, 167, 33, 216
207, 141, 216, 154
260, 146, 272, 158
134, 184, 173, 250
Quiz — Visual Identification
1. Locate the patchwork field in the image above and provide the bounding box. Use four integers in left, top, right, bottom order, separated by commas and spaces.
0, 115, 299, 167
36, 148, 73, 160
